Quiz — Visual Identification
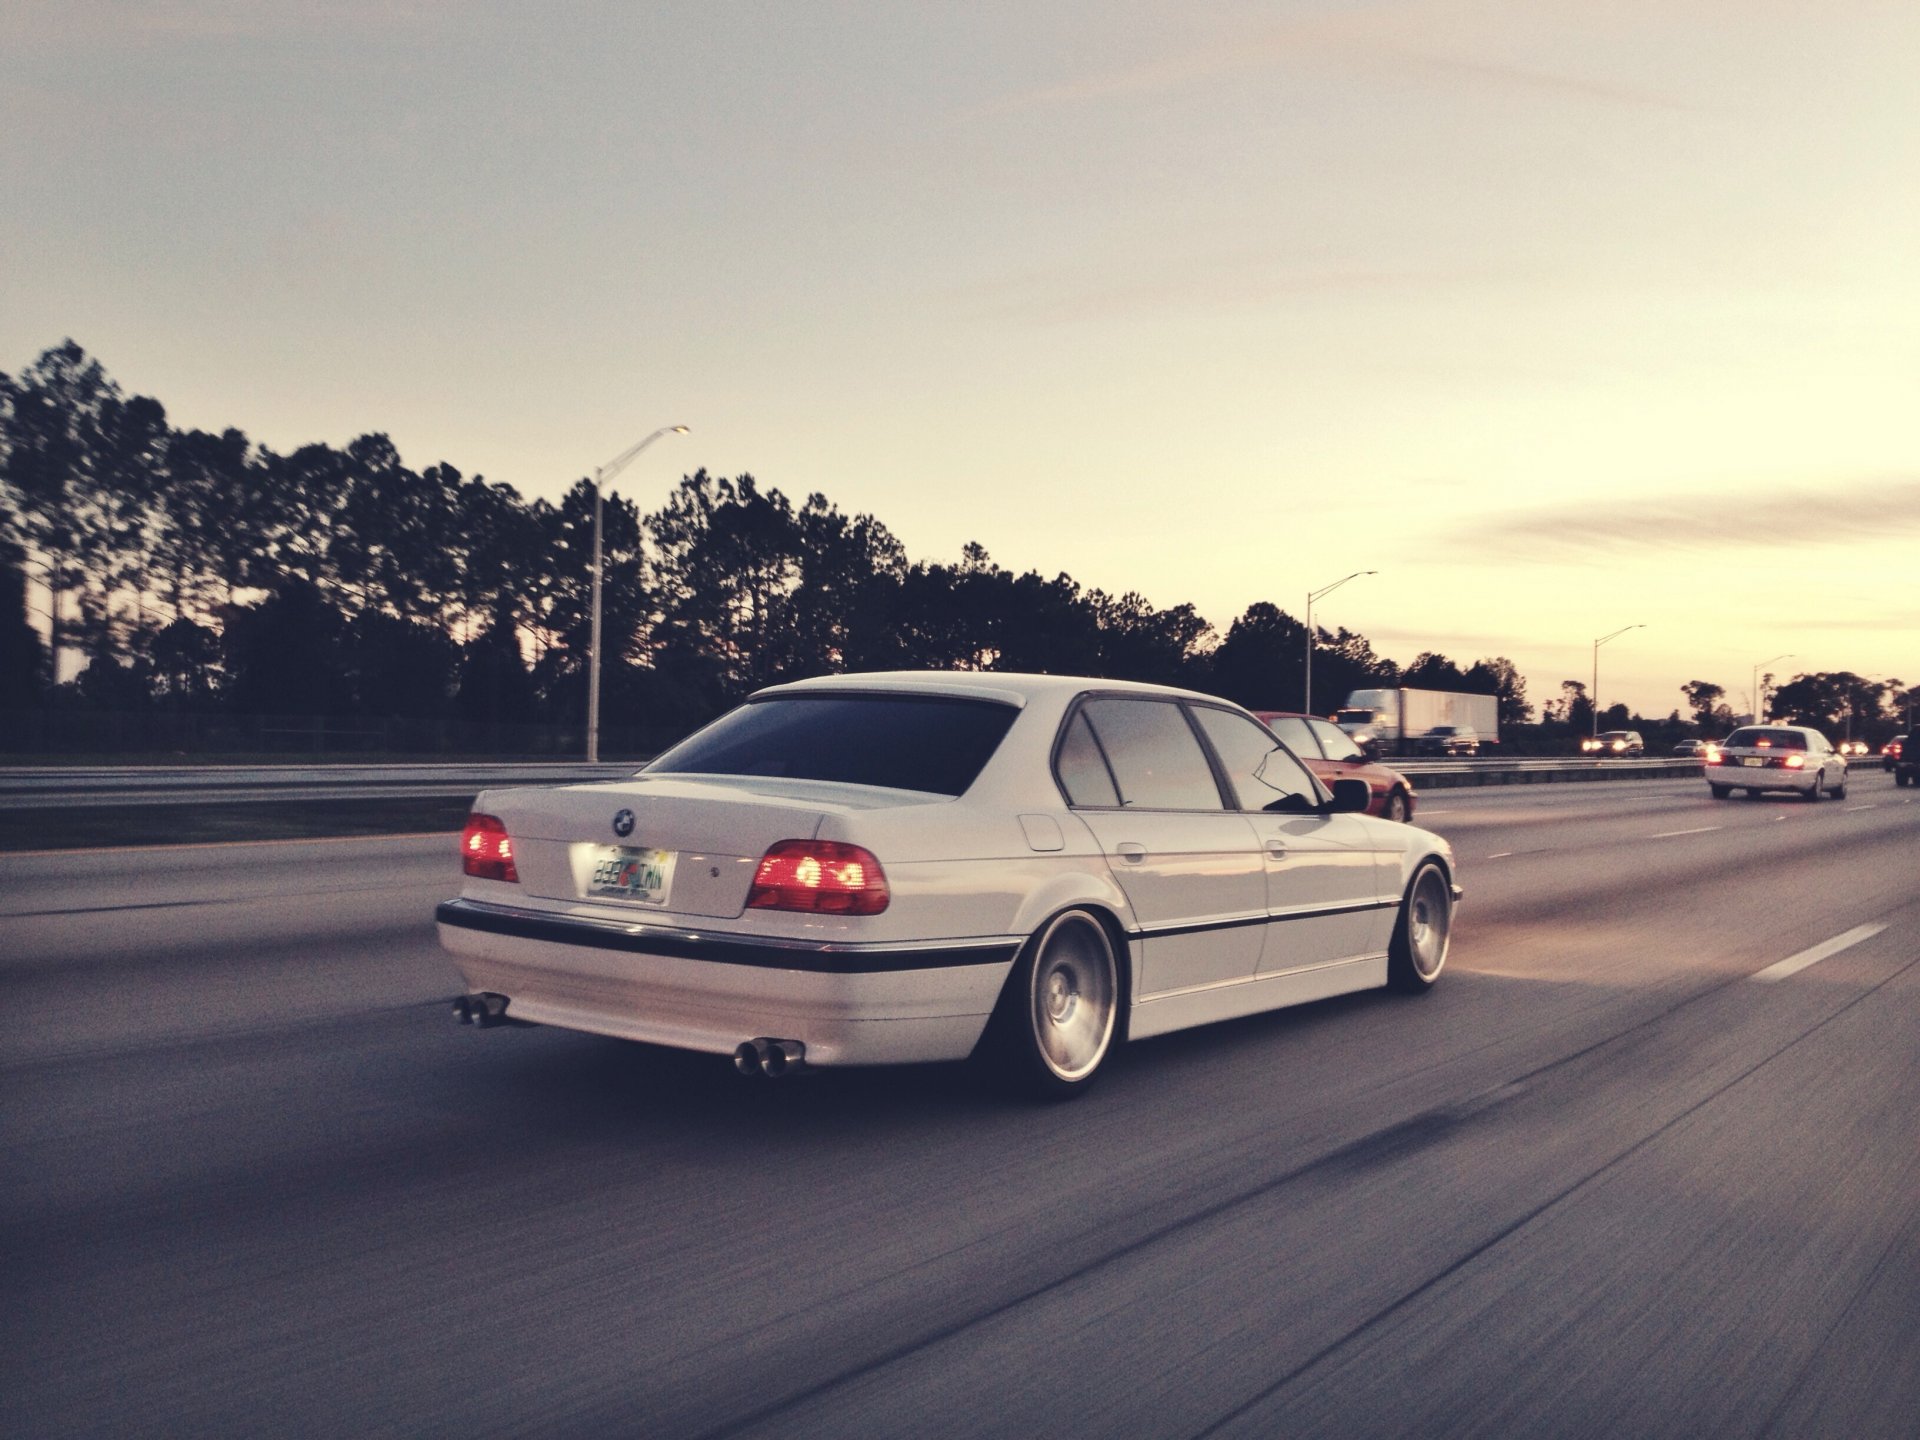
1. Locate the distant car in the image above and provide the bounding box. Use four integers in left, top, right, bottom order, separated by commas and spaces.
1582, 730, 1645, 757
1414, 725, 1479, 757
1672, 738, 1711, 757
1255, 711, 1419, 822
1705, 724, 1847, 801
437, 671, 1460, 1096
1836, 739, 1870, 757
1882, 735, 1906, 771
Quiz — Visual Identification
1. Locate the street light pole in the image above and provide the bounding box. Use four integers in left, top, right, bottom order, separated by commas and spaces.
1750, 652, 1793, 726
587, 425, 689, 763
1304, 570, 1376, 717
1590, 624, 1644, 737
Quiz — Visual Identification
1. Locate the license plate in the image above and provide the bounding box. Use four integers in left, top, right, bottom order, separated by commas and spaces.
1742, 757, 1764, 767
589, 845, 676, 904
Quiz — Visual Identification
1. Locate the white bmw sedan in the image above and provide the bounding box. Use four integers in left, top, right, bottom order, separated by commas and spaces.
437, 672, 1459, 1096
1704, 724, 1848, 801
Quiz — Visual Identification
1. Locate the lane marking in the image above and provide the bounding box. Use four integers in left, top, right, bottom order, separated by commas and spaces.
1649, 826, 1721, 838
1751, 923, 1887, 983
1845, 804, 1876, 811
1486, 851, 1513, 859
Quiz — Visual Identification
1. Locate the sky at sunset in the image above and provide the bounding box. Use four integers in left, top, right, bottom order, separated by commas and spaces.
5, 1, 1917, 719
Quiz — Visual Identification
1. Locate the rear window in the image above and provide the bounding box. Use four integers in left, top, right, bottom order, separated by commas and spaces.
647, 694, 1018, 796
1723, 728, 1806, 751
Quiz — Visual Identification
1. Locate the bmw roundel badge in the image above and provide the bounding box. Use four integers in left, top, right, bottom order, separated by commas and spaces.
612, 808, 636, 838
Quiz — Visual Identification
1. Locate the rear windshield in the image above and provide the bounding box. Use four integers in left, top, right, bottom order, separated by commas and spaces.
646, 694, 1019, 796
1722, 728, 1806, 751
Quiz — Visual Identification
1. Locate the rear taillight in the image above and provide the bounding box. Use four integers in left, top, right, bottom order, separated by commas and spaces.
748, 840, 890, 915
1783, 754, 1806, 770
461, 813, 520, 883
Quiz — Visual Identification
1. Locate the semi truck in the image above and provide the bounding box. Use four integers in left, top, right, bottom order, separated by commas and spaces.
1335, 688, 1500, 756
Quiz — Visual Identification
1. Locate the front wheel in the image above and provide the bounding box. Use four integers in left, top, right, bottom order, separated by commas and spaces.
984, 909, 1120, 1098
1387, 861, 1452, 993
1384, 789, 1411, 823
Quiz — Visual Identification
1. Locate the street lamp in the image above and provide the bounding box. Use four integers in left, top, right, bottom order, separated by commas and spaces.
1751, 652, 1793, 726
1590, 624, 1644, 737
587, 425, 689, 763
1304, 571, 1376, 717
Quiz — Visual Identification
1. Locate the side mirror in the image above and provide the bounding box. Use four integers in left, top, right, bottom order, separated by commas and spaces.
1328, 778, 1371, 814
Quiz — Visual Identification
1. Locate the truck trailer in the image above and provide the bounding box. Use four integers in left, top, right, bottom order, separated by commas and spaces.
1335, 688, 1500, 756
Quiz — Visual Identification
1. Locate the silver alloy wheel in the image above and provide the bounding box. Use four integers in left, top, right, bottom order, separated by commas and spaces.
1385, 790, 1410, 823
1027, 911, 1118, 1083
1403, 866, 1451, 981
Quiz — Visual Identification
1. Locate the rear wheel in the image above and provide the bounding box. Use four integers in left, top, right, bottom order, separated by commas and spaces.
1832, 772, 1848, 801
1709, 783, 1731, 799
1388, 861, 1452, 993
1807, 774, 1824, 802
985, 909, 1119, 1098
1384, 789, 1411, 823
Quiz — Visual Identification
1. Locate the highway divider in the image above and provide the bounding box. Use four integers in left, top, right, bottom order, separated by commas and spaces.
0, 756, 1710, 810
1395, 757, 1704, 789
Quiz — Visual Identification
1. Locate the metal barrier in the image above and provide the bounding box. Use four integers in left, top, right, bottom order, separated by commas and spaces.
1393, 757, 1704, 789
0, 756, 1711, 809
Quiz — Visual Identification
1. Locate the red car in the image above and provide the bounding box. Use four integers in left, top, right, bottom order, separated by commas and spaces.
1255, 711, 1419, 822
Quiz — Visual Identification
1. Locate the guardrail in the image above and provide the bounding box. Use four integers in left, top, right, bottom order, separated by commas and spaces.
1392, 757, 1705, 789
0, 762, 639, 810
0, 756, 1714, 809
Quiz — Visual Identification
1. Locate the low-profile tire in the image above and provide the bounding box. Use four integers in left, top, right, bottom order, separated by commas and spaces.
1384, 789, 1411, 823
1387, 861, 1452, 993
983, 908, 1120, 1098
1709, 783, 1731, 799
1806, 773, 1823, 802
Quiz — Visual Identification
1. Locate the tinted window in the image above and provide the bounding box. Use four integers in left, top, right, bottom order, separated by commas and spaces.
1723, 727, 1807, 751
1308, 717, 1365, 762
1055, 710, 1121, 807
1079, 699, 1223, 810
1264, 715, 1319, 757
1191, 706, 1321, 812
648, 695, 1018, 796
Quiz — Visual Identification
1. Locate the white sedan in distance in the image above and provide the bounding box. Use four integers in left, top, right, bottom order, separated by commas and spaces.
1705, 724, 1848, 801
437, 672, 1459, 1096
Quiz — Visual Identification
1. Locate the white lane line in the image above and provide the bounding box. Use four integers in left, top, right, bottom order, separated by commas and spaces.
1649, 826, 1722, 838
1487, 851, 1513, 859
1751, 923, 1887, 983
1845, 804, 1877, 811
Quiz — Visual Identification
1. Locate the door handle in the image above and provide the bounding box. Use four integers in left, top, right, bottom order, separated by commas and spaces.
1115, 842, 1147, 863
1265, 840, 1288, 859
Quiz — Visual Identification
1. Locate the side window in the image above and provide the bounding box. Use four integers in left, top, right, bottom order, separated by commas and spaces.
1055, 710, 1121, 807
1078, 699, 1224, 810
1265, 714, 1320, 757
1191, 706, 1321, 813
1308, 718, 1364, 763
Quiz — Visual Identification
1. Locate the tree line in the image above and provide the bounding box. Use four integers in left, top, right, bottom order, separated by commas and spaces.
0, 337, 1591, 750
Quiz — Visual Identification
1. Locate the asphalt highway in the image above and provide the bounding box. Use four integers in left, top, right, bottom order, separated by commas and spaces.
4, 772, 1917, 1438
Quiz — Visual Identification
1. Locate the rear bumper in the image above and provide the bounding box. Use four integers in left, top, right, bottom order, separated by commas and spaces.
1705, 762, 1816, 792
435, 899, 1017, 1066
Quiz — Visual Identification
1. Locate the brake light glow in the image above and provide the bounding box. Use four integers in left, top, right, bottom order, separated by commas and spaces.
748, 840, 890, 915
461, 813, 519, 883
1783, 754, 1806, 769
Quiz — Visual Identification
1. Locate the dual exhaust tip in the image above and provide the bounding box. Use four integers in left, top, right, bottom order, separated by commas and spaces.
734, 1037, 807, 1078
453, 992, 511, 1028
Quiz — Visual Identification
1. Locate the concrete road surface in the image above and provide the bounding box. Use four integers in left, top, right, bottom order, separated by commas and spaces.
3, 773, 1916, 1438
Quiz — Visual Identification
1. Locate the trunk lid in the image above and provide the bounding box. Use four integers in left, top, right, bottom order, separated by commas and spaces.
478, 774, 929, 920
